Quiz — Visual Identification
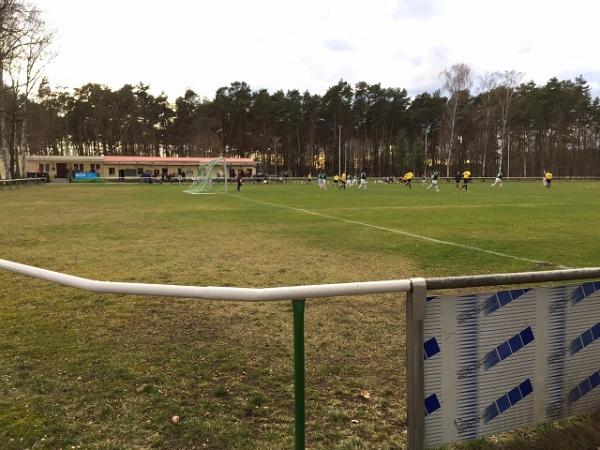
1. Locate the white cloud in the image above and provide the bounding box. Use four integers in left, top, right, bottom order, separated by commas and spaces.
34, 0, 600, 100
392, 0, 435, 20
323, 38, 354, 52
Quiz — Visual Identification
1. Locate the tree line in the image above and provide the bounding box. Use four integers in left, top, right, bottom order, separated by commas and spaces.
2, 2, 599, 179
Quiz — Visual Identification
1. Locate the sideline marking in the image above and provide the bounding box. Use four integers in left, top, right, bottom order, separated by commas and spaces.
231, 194, 569, 269
311, 203, 553, 212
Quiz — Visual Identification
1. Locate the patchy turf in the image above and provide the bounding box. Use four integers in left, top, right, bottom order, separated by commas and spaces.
0, 181, 599, 449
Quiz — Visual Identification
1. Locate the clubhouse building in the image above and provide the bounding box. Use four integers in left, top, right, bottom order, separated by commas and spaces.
20, 155, 256, 179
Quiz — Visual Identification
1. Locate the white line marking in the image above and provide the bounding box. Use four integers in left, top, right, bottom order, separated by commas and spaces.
310, 203, 550, 212
231, 194, 569, 269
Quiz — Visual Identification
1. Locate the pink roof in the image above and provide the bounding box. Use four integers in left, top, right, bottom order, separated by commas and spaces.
103, 156, 255, 165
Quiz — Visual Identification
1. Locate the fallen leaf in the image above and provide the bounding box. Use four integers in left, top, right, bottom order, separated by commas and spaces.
360, 389, 371, 400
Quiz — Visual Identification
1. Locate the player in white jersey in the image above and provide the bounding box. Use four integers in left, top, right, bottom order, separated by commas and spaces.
318, 172, 327, 189
345, 173, 353, 189
490, 172, 503, 188
426, 171, 440, 191
358, 171, 368, 189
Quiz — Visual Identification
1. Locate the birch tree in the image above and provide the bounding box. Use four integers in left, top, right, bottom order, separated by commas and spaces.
440, 63, 472, 177
0, 0, 26, 177
0, 0, 52, 177
494, 70, 523, 175
7, 6, 53, 175
478, 72, 498, 176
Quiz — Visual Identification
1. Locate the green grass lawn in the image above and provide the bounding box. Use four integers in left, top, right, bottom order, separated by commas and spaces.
1, 180, 599, 449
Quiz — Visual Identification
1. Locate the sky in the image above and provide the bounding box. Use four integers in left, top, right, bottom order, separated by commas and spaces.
35, 0, 600, 102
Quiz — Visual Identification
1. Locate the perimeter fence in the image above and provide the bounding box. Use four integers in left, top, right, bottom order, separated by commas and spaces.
25, 175, 600, 185
0, 177, 47, 191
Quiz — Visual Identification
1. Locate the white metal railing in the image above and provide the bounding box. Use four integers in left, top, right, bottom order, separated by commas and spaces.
5, 258, 600, 301
0, 177, 47, 189
0, 258, 413, 301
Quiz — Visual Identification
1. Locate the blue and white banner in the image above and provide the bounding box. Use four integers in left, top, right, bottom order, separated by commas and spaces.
74, 172, 98, 179
423, 282, 600, 448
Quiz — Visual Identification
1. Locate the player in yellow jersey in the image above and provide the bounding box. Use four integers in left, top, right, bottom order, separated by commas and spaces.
402, 171, 414, 189
459, 170, 471, 191
340, 172, 347, 190
543, 170, 553, 188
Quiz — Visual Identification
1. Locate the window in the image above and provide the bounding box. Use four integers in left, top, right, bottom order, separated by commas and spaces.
108, 167, 115, 176
44, 163, 50, 172
137, 167, 144, 175
90, 163, 99, 172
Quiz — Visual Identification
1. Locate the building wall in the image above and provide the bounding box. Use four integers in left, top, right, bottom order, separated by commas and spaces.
22, 156, 255, 179
101, 164, 255, 178
26, 157, 102, 178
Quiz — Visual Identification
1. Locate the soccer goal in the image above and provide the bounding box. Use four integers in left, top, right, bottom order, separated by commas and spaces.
183, 158, 228, 194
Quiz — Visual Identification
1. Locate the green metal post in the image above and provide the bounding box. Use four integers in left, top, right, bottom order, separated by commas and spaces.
292, 299, 306, 450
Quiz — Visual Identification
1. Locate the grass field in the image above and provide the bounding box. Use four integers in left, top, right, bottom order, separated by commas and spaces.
1, 180, 600, 449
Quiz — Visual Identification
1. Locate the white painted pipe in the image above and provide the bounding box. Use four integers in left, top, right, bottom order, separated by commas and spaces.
0, 178, 45, 182
0, 259, 413, 301
3, 259, 598, 302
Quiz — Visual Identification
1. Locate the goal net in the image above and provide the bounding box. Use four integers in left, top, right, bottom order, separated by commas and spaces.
183, 159, 228, 194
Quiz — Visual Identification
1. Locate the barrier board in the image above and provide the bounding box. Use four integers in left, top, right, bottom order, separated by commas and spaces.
423, 282, 600, 448
74, 172, 98, 180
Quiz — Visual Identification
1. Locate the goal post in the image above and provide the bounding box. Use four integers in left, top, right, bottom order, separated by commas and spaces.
183, 158, 228, 195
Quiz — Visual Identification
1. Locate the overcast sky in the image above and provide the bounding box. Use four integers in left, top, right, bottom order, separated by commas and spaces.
35, 0, 600, 101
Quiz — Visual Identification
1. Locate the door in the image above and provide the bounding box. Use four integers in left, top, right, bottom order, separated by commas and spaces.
56, 163, 67, 178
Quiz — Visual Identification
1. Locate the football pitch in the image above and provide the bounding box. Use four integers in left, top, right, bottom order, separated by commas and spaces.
1, 181, 600, 449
